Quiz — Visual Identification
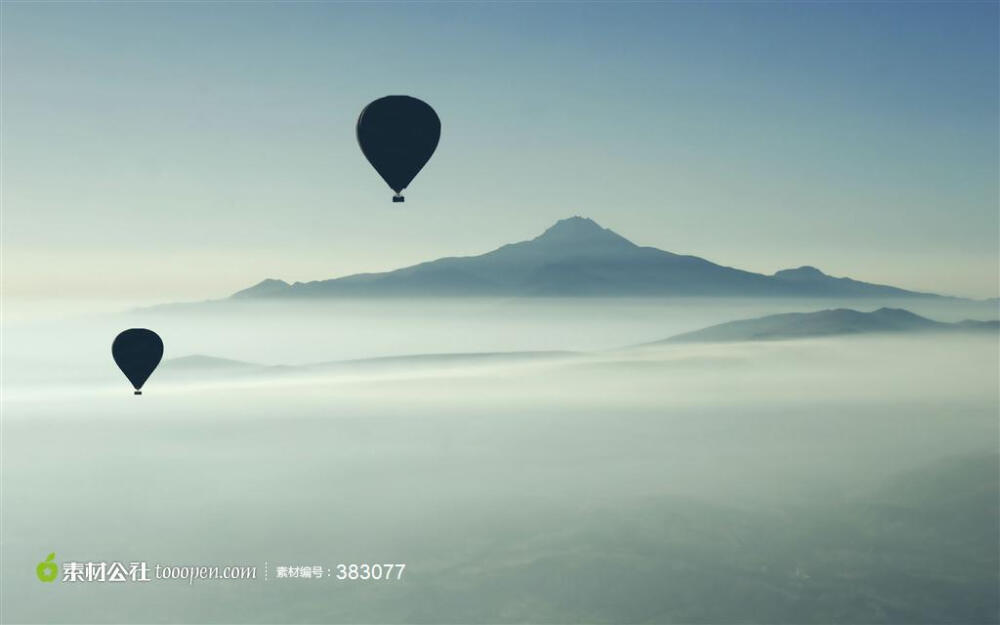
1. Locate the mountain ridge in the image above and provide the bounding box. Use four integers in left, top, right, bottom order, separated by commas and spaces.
656, 307, 999, 343
231, 217, 944, 299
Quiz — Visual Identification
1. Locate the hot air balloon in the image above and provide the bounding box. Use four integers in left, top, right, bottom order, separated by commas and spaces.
112, 329, 163, 395
357, 95, 440, 202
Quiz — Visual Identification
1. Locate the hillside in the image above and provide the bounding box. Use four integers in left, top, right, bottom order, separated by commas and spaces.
660, 307, 998, 343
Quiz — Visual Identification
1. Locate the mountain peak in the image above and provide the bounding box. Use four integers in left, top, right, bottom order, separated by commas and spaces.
531, 216, 635, 249
231, 278, 290, 298
773, 266, 829, 281
546, 215, 602, 230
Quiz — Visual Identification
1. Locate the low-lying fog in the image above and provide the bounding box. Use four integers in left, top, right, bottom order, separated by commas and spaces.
6, 295, 999, 371
3, 296, 998, 623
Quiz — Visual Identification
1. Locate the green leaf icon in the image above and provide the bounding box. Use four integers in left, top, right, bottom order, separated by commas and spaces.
36, 552, 58, 582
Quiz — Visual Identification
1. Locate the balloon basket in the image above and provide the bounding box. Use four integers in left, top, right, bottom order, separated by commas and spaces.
134, 390, 142, 395
392, 195, 405, 203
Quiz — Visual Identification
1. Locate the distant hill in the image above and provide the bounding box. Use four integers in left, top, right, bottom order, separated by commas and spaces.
658, 308, 999, 343
158, 350, 577, 380
163, 355, 261, 370
230, 217, 944, 299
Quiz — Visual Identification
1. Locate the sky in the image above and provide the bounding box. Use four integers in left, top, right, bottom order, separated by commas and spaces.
2, 1, 998, 303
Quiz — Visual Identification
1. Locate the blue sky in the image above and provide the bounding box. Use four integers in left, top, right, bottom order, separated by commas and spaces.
3, 1, 997, 300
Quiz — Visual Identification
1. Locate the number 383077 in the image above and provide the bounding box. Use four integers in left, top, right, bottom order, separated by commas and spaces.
335, 563, 406, 581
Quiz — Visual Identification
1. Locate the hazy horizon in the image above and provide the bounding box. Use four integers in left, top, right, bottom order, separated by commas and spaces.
5, 215, 999, 321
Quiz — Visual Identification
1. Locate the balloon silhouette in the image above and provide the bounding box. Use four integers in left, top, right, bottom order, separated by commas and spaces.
357, 95, 440, 202
112, 329, 163, 395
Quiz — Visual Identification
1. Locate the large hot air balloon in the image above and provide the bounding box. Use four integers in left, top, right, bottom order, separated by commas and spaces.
357, 95, 440, 202
112, 329, 163, 395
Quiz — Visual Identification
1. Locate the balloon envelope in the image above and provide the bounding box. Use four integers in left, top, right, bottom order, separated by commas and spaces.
112, 329, 163, 395
357, 95, 440, 201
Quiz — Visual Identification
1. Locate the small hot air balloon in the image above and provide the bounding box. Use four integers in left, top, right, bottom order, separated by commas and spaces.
112, 329, 163, 395
357, 95, 440, 202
